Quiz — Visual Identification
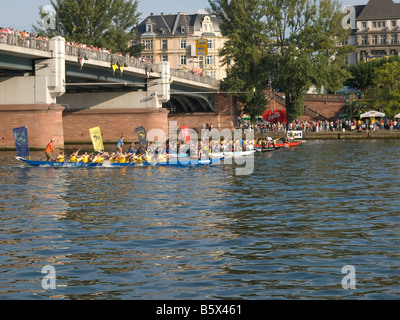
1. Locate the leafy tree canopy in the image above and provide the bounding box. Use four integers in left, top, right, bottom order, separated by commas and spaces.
209, 0, 353, 122
367, 60, 400, 118
209, 0, 271, 122
345, 56, 400, 92
34, 0, 141, 55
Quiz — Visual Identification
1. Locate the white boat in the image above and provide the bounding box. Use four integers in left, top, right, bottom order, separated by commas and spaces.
209, 150, 256, 158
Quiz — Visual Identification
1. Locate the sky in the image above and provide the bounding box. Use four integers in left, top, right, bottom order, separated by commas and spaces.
0, 0, 370, 32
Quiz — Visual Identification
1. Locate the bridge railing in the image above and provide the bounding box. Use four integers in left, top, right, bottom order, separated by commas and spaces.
65, 44, 149, 70
0, 32, 49, 52
1, 31, 220, 86
171, 68, 220, 87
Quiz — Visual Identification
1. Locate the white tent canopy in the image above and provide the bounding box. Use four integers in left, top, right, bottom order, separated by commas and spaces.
395, 113, 400, 119
360, 110, 386, 118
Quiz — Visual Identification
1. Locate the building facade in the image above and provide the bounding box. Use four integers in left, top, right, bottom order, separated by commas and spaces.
348, 0, 400, 64
134, 11, 227, 80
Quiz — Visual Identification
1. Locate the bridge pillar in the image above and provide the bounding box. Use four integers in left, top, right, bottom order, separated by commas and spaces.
0, 36, 65, 105
147, 62, 170, 105
0, 37, 66, 149
34, 36, 66, 104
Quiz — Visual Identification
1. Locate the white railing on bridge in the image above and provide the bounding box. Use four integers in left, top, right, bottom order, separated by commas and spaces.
0, 31, 220, 87
65, 44, 148, 70
171, 68, 220, 86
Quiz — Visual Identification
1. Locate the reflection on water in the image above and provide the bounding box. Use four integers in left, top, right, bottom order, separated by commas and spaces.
0, 140, 399, 299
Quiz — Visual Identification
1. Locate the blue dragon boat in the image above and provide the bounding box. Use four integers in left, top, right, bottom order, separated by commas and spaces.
15, 156, 221, 168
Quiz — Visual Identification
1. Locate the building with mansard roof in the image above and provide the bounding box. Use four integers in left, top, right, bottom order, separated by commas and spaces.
133, 10, 228, 80
348, 0, 400, 64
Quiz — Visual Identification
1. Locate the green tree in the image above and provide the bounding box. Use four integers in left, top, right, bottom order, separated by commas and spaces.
34, 0, 141, 54
367, 60, 400, 117
209, 0, 271, 122
346, 56, 400, 91
264, 0, 353, 122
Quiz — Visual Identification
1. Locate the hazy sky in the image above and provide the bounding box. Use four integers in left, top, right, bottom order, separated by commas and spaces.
0, 0, 369, 32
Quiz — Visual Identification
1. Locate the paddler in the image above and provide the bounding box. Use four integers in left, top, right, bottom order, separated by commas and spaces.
78, 152, 89, 163
69, 149, 80, 163
56, 151, 65, 162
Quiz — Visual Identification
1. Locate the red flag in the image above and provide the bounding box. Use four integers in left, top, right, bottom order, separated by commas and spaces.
181, 125, 191, 143
263, 110, 287, 124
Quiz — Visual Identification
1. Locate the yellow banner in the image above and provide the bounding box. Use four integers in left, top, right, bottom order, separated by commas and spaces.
89, 126, 104, 152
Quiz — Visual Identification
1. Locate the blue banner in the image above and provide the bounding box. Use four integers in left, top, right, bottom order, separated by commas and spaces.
135, 126, 147, 148
13, 126, 30, 158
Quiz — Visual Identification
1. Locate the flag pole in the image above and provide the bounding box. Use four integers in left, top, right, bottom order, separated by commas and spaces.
25, 125, 30, 160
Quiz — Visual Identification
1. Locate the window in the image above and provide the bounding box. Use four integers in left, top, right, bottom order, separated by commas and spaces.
392, 21, 397, 28
143, 40, 153, 50
381, 34, 387, 44
162, 40, 168, 50
181, 26, 185, 34
205, 55, 215, 65
146, 22, 153, 33
362, 22, 367, 29
382, 22, 386, 28
180, 55, 187, 65
372, 35, 378, 44
373, 22, 377, 28
162, 55, 168, 62
180, 39, 186, 49
362, 35, 368, 45
206, 71, 216, 79
392, 34, 398, 44
207, 39, 215, 49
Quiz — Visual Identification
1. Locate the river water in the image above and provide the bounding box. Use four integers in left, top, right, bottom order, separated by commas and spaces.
0, 139, 399, 300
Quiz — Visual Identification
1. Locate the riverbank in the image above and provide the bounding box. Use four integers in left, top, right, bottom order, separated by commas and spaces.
2, 130, 399, 151
255, 130, 400, 140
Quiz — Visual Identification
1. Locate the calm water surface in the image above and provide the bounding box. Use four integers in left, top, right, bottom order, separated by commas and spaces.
0, 140, 399, 300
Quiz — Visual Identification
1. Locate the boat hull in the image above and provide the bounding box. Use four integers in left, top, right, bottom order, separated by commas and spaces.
16, 157, 220, 168
209, 150, 256, 158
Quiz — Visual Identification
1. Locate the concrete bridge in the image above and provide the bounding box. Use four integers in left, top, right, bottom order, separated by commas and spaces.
0, 33, 235, 149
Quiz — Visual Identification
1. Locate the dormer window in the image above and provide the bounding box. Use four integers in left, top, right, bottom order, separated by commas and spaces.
181, 26, 185, 34
146, 18, 153, 33
202, 16, 213, 33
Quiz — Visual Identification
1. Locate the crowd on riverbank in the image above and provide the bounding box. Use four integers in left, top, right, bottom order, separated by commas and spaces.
252, 118, 400, 134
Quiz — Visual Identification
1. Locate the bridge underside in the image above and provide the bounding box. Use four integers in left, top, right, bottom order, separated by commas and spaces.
165, 93, 215, 113
0, 51, 217, 113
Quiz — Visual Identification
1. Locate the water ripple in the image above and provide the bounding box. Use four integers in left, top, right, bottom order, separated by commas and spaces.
0, 141, 399, 299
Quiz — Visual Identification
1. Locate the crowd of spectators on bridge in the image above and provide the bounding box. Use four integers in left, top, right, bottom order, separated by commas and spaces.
0, 27, 50, 50
0, 26, 154, 65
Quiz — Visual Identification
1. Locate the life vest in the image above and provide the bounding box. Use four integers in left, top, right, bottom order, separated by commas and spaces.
57, 156, 64, 162
70, 156, 77, 163
81, 155, 88, 163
